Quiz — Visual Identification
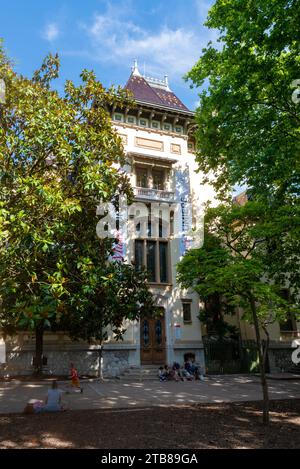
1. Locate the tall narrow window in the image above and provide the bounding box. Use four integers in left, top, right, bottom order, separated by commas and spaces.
159, 242, 168, 283
136, 167, 148, 188
135, 240, 144, 272
159, 210, 163, 238
182, 300, 192, 323
170, 210, 174, 236
135, 240, 170, 284
147, 203, 152, 237
152, 169, 165, 190
146, 241, 156, 282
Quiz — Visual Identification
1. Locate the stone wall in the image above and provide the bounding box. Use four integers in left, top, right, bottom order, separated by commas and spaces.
0, 332, 131, 378
2, 348, 130, 378
102, 350, 130, 378
268, 346, 294, 373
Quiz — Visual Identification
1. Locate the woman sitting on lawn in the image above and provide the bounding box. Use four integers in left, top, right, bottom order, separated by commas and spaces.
41, 380, 65, 412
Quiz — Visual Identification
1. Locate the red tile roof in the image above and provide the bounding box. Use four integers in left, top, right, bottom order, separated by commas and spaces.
125, 74, 191, 113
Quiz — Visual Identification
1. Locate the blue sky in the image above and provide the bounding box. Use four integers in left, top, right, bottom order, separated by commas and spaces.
1, 0, 216, 110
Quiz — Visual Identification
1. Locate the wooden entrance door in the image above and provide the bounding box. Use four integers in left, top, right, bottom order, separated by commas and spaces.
140, 313, 166, 365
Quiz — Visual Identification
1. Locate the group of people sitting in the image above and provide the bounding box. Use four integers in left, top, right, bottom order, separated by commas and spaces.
158, 359, 205, 382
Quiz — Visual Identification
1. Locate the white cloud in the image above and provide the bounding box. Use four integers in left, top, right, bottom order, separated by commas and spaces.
194, 0, 213, 22
81, 10, 216, 82
42, 23, 60, 42
193, 99, 201, 110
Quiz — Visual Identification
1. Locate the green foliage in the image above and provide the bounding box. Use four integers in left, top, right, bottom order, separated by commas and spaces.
177, 201, 300, 331
187, 0, 300, 199
183, 1, 300, 423
64, 261, 156, 342
186, 0, 300, 300
0, 43, 154, 351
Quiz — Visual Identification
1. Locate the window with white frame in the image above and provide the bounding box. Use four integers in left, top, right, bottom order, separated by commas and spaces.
139, 118, 148, 127
113, 113, 123, 122
182, 300, 192, 323
175, 125, 183, 134
151, 120, 161, 129
127, 115, 136, 124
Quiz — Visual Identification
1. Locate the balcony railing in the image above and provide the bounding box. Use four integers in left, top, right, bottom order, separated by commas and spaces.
133, 187, 175, 202
279, 330, 300, 342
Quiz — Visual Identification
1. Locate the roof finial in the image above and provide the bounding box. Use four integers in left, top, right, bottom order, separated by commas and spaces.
164, 74, 170, 90
131, 59, 141, 76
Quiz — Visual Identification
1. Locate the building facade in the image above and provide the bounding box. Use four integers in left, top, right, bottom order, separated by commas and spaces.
2, 64, 297, 377
103, 62, 217, 374
1, 63, 215, 377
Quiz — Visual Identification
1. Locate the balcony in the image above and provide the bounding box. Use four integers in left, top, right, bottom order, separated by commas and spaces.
133, 187, 175, 202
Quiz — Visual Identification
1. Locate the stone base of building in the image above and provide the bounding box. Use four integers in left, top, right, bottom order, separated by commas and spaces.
0, 332, 142, 378
268, 343, 297, 373
1, 334, 296, 377
1, 348, 133, 378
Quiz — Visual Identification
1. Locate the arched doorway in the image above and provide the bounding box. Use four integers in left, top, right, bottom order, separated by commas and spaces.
140, 308, 166, 364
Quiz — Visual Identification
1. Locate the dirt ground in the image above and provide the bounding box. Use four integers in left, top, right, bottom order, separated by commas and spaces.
0, 399, 299, 449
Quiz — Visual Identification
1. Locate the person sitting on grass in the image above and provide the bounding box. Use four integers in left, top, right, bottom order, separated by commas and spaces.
42, 380, 66, 412
25, 380, 67, 413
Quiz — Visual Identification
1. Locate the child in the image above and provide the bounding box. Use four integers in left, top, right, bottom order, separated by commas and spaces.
70, 363, 83, 393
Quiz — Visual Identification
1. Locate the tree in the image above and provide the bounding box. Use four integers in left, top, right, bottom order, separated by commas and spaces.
187, 0, 300, 198
61, 260, 157, 378
199, 291, 238, 340
177, 201, 299, 425
186, 0, 300, 295
0, 43, 155, 375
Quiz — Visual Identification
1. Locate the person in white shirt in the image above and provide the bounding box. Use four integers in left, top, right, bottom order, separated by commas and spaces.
42, 380, 65, 412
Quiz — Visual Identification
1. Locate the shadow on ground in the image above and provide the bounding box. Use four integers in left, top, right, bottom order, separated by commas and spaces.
0, 399, 299, 449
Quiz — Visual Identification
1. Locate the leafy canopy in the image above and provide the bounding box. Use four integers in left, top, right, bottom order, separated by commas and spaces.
0, 42, 154, 343
187, 0, 300, 199
177, 202, 299, 329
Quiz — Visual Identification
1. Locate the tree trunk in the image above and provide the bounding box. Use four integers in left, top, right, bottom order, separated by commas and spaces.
34, 324, 44, 376
98, 344, 104, 380
249, 295, 270, 425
